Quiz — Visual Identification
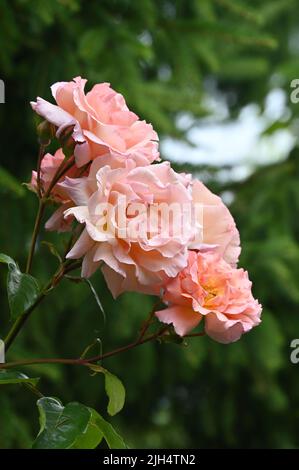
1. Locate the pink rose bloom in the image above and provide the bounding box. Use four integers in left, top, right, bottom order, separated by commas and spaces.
190, 180, 241, 267
155, 250, 261, 343
31, 77, 159, 167
30, 149, 78, 202
61, 161, 197, 297
30, 149, 84, 232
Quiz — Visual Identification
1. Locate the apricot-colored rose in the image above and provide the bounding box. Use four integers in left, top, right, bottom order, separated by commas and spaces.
31, 77, 159, 167
155, 250, 261, 343
61, 161, 197, 296
190, 180, 241, 267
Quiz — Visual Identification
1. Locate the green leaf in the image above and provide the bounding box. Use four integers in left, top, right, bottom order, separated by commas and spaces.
104, 370, 126, 417
0, 254, 13, 265
33, 398, 97, 449
0, 370, 39, 386
33, 397, 125, 449
71, 417, 103, 449
88, 365, 126, 416
0, 254, 40, 320
90, 409, 127, 449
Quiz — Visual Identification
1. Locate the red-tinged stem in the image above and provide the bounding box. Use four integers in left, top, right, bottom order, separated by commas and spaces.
0, 327, 205, 371
36, 144, 46, 198
44, 156, 75, 199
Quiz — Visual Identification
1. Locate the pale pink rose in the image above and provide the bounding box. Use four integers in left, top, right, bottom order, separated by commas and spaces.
190, 180, 241, 267
62, 161, 197, 296
30, 149, 87, 232
30, 149, 79, 202
31, 77, 159, 167
45, 201, 74, 232
155, 250, 261, 343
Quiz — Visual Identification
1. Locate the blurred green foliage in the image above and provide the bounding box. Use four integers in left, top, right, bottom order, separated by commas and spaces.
1, 0, 299, 448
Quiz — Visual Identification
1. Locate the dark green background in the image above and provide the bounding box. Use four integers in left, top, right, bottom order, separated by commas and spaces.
1, 0, 299, 448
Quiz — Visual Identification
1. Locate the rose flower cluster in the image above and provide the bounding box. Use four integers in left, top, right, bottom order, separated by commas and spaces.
30, 77, 261, 344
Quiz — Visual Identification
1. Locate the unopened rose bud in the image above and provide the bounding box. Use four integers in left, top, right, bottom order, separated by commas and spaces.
37, 120, 56, 146
58, 125, 76, 159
